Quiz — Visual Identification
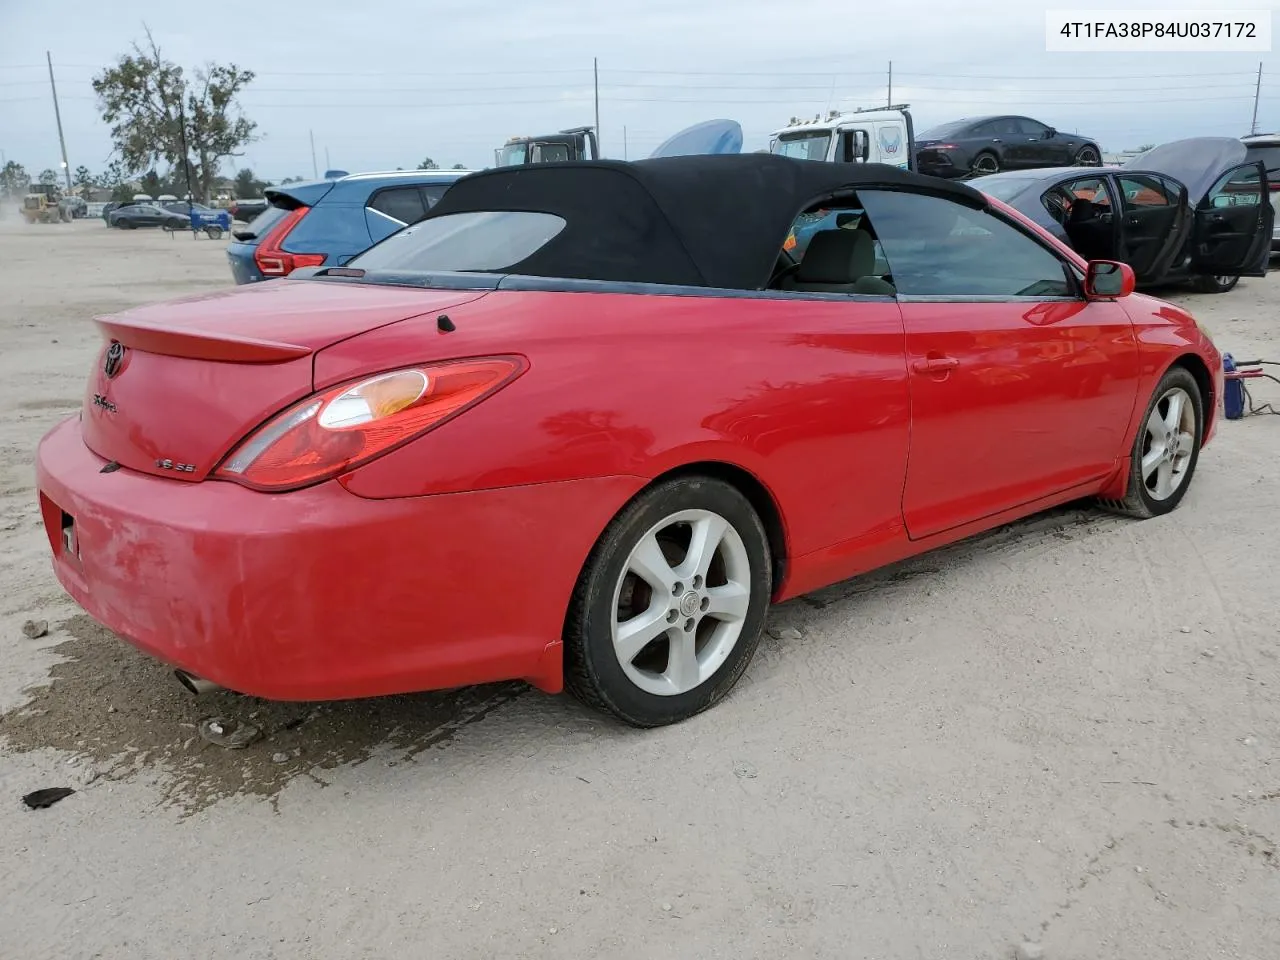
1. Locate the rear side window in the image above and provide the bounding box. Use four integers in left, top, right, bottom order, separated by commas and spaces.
350, 211, 567, 273
1118, 175, 1173, 207
368, 187, 427, 226
859, 190, 1073, 299
422, 184, 449, 209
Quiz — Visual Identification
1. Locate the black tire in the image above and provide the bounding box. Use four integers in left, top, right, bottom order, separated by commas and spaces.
1195, 274, 1240, 294
205, 225, 224, 240
1074, 144, 1101, 166
971, 151, 1000, 175
564, 475, 772, 727
1101, 366, 1203, 519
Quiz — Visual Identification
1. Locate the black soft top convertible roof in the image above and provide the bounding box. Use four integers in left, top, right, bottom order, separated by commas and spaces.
424, 154, 988, 290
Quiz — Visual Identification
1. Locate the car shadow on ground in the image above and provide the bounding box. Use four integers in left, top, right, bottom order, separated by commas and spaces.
0, 502, 1127, 817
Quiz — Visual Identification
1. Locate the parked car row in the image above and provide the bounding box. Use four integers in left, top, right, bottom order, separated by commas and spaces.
102, 200, 232, 238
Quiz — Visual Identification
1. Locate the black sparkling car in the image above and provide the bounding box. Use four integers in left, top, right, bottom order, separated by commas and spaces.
915, 115, 1101, 179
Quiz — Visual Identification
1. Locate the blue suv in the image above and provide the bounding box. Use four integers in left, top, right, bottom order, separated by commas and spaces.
226, 169, 469, 284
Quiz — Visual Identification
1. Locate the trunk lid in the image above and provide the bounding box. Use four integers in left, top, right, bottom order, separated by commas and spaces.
80, 280, 490, 481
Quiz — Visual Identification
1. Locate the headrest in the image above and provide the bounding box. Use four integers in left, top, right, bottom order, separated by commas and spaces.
796, 229, 876, 283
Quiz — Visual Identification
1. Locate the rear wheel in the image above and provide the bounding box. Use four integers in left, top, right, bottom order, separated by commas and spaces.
1102, 367, 1203, 519
1074, 144, 1101, 166
1196, 274, 1240, 294
564, 476, 772, 727
205, 225, 224, 240
971, 151, 1000, 175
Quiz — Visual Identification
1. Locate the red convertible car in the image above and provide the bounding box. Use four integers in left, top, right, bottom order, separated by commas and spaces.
36, 155, 1222, 727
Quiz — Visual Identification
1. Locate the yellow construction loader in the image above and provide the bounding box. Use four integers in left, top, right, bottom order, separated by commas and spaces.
19, 192, 65, 224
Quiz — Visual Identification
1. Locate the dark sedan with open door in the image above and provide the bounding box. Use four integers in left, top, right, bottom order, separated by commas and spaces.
972, 137, 1273, 293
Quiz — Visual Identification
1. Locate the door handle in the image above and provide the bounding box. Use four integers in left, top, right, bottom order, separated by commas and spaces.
912, 356, 960, 375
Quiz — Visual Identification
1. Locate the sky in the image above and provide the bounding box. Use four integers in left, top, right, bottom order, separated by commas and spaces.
1, 0, 1278, 182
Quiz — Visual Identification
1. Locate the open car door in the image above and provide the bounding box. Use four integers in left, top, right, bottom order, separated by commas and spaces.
1191, 161, 1274, 278
1114, 172, 1190, 283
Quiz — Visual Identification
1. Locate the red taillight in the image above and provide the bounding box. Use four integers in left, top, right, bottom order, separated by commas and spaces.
1268, 182, 1280, 192
215, 357, 527, 491
253, 206, 326, 277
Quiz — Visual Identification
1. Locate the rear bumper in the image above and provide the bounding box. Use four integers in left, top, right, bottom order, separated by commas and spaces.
36, 417, 643, 700
915, 152, 965, 178
226, 242, 264, 284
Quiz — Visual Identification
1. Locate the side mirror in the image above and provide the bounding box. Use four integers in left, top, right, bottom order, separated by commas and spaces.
1044, 127, 1058, 139
1084, 260, 1135, 299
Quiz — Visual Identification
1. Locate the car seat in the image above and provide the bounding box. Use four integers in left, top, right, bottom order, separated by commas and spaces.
779, 229, 896, 295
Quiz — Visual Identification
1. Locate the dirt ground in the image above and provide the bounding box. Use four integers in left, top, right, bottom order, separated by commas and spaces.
1, 218, 1278, 960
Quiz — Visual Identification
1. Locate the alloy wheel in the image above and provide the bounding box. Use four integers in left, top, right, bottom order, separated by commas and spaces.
1141, 386, 1196, 501
610, 509, 752, 697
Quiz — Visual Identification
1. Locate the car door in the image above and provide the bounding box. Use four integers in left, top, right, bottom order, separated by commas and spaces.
1012, 118, 1055, 166
856, 188, 1141, 540
1114, 173, 1190, 283
981, 118, 1022, 167
1190, 162, 1274, 277
1054, 175, 1121, 263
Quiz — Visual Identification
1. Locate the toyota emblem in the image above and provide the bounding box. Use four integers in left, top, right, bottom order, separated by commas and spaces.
103, 341, 125, 379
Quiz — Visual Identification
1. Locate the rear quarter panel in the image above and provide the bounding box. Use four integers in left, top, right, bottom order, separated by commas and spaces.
320, 287, 912, 562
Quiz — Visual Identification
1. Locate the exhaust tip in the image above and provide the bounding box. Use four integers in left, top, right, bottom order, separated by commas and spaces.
174, 669, 221, 696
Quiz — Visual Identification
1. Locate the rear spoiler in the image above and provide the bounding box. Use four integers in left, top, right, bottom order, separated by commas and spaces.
95, 317, 311, 363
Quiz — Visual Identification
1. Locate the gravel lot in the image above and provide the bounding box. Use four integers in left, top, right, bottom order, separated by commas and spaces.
1, 217, 1279, 960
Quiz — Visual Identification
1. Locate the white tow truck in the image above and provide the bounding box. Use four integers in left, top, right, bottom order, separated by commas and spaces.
768, 105, 916, 170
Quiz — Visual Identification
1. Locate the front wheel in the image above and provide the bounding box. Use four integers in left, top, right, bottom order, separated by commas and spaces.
1102, 366, 1203, 519
1196, 274, 1240, 294
205, 225, 224, 240
564, 476, 772, 727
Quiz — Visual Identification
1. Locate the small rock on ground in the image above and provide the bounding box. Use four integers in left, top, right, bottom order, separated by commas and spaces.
1015, 943, 1045, 960
21, 619, 49, 639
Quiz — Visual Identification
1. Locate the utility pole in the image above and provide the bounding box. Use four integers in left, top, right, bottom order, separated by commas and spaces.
325, 146, 331, 172
887, 60, 893, 107
623, 126, 628, 161
1251, 61, 1263, 135
593, 57, 601, 157
309, 129, 319, 179
177, 96, 196, 238
46, 51, 71, 191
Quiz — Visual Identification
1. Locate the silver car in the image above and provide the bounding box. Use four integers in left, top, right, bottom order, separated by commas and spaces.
1241, 133, 1280, 251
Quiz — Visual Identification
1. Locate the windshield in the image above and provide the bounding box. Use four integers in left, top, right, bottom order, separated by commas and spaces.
919, 120, 969, 139
974, 176, 1038, 201
773, 132, 831, 161
498, 143, 528, 166
349, 211, 567, 273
